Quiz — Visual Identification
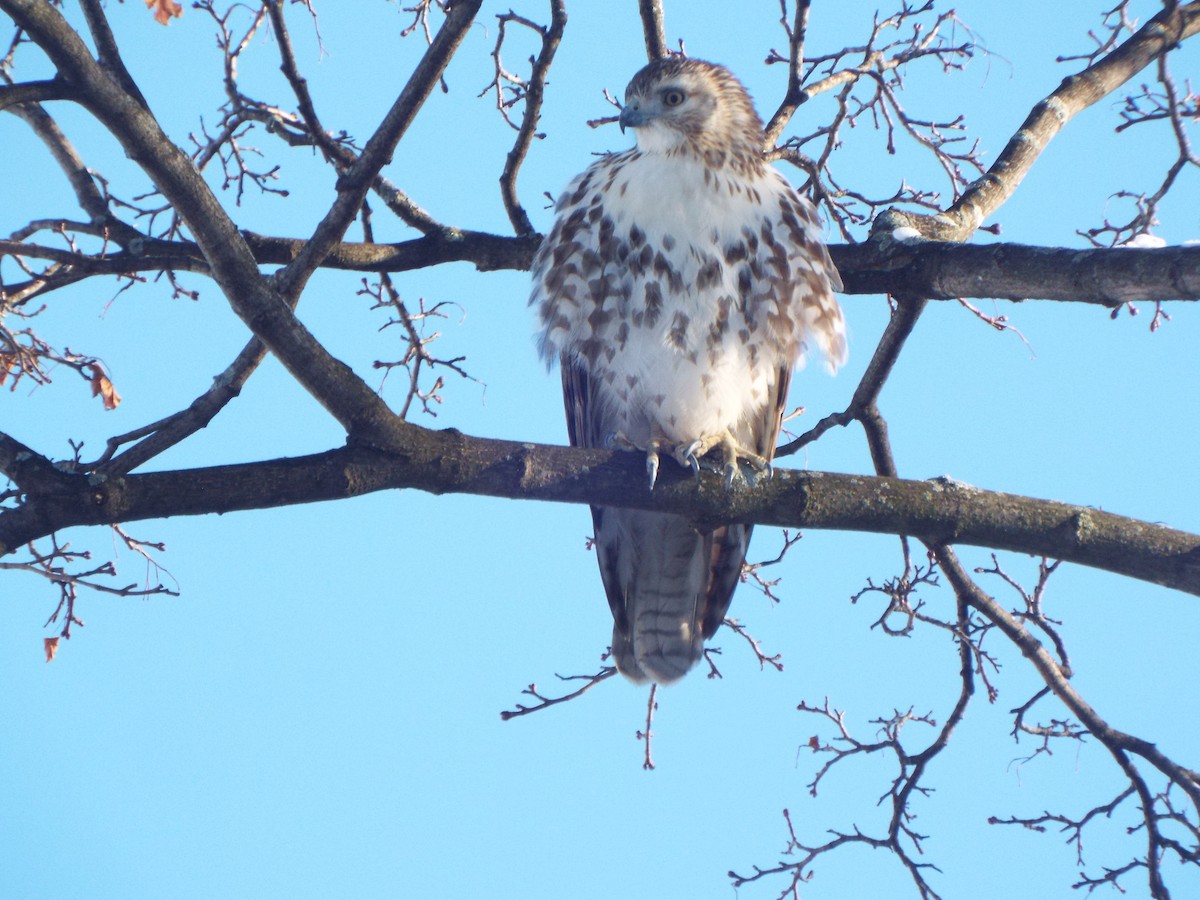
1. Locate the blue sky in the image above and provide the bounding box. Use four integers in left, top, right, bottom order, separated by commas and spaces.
2, 2, 1198, 898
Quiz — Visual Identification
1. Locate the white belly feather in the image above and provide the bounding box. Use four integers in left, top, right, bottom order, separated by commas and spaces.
601, 156, 775, 443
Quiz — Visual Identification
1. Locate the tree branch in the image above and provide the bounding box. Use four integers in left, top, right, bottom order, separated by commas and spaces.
934, 547, 1200, 801
835, 240, 1200, 304
879, 0, 1200, 240
5, 98, 116, 226
93, 336, 270, 475
637, 0, 668, 61
272, 0, 482, 300
491, 1, 567, 236
2, 432, 1198, 598
779, 296, 926, 461
77, 0, 148, 109
762, 0, 811, 146
6, 230, 1197, 306
0, 0, 401, 437
0, 77, 68, 109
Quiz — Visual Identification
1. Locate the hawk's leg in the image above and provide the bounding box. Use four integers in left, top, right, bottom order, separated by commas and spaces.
673, 432, 770, 489
605, 431, 665, 490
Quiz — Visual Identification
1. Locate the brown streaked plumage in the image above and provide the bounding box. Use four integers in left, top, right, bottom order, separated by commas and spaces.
531, 58, 846, 683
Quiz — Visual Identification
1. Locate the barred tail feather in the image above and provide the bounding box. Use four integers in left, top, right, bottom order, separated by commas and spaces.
597, 507, 749, 683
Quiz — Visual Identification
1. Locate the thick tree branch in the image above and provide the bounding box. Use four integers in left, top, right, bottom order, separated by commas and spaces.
835, 240, 1200, 304
0, 77, 68, 109
3, 431, 1198, 598
0, 432, 75, 494
242, 229, 543, 275
6, 231, 1197, 306
77, 0, 148, 109
637, 0, 668, 61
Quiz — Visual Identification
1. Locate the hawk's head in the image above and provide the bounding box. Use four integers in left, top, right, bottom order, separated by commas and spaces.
619, 57, 765, 167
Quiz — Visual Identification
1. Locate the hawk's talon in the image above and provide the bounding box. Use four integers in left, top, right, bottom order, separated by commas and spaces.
720, 440, 744, 490
646, 440, 661, 491
611, 430, 770, 489
605, 431, 664, 490
723, 462, 741, 490
673, 440, 704, 477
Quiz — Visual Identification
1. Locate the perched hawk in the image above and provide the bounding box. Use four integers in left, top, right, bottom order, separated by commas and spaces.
531, 57, 846, 683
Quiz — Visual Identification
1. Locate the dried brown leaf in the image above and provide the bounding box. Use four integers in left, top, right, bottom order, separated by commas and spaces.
88, 364, 121, 411
145, 0, 183, 26
44, 637, 59, 663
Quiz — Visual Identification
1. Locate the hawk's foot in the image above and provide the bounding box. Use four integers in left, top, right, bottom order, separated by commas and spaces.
672, 433, 769, 489
605, 430, 767, 490
605, 431, 665, 490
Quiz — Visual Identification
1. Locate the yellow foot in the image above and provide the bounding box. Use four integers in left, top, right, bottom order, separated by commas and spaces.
606, 431, 665, 490
672, 433, 770, 489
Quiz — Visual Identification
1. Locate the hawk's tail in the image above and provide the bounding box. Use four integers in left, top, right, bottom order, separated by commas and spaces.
596, 508, 749, 683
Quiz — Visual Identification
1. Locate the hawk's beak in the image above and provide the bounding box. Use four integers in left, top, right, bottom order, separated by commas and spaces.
619, 102, 649, 133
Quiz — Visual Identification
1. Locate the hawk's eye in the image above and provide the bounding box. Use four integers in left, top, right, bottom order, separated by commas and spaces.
662, 88, 686, 108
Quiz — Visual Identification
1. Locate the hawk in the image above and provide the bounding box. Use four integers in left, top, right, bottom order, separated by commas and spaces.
530, 57, 846, 683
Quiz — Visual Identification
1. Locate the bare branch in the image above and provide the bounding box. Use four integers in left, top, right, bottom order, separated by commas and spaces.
934, 548, 1200, 804
740, 528, 803, 604
832, 240, 1200, 305
484, 1, 567, 235
721, 617, 784, 672
4, 99, 116, 226
1082, 53, 1200, 247
78, 0, 148, 109
637, 0, 668, 61
361, 277, 478, 419
8, 226, 1197, 310
778, 295, 925, 469
264, 0, 337, 164
879, 1, 1200, 241
2, 0, 395, 435
637, 684, 657, 770
270, 0, 483, 300
499, 663, 618, 720
762, 0, 811, 146
93, 337, 269, 475
2, 530, 179, 651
